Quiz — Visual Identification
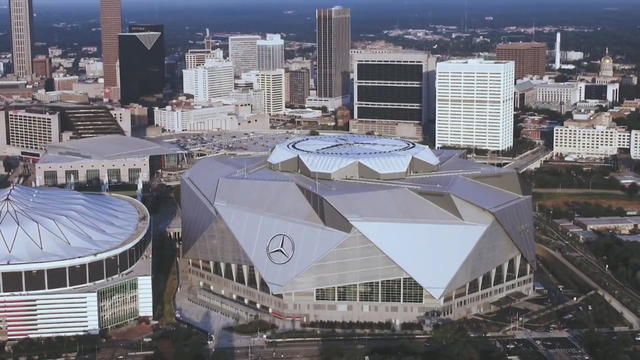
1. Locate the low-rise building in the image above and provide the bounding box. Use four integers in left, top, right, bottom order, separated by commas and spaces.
553, 112, 638, 159
574, 216, 640, 234
35, 135, 186, 186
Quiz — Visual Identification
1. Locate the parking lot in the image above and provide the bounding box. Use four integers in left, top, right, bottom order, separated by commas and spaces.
157, 131, 301, 157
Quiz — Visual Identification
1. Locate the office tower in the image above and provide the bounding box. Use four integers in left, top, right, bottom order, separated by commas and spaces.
258, 69, 285, 115
33, 55, 52, 79
257, 34, 285, 71
285, 68, 310, 106
0, 109, 60, 151
118, 25, 165, 105
350, 50, 436, 140
316, 6, 351, 102
204, 28, 215, 50
554, 32, 561, 70
436, 59, 514, 151
229, 35, 260, 76
185, 49, 223, 70
100, 0, 122, 96
9, 0, 34, 78
182, 58, 234, 102
496, 42, 547, 79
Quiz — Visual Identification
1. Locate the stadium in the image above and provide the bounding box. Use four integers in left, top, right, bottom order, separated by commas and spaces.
180, 135, 535, 325
0, 186, 152, 339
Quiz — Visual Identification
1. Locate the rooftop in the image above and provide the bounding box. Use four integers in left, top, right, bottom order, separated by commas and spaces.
267, 135, 440, 180
0, 186, 147, 264
39, 135, 185, 164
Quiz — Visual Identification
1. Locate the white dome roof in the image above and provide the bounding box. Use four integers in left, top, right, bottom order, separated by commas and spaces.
0, 186, 142, 264
268, 135, 440, 179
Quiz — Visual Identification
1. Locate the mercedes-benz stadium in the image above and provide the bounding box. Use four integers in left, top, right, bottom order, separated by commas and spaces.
0, 186, 152, 339
180, 135, 535, 325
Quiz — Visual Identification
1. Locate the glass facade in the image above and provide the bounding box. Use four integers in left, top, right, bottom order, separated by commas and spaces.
357, 107, 422, 122
97, 278, 139, 328
107, 169, 121, 183
357, 86, 422, 104
316, 278, 423, 304
128, 168, 142, 183
357, 64, 422, 82
43, 171, 57, 186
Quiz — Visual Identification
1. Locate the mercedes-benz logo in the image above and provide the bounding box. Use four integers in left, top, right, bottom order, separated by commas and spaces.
266, 234, 295, 265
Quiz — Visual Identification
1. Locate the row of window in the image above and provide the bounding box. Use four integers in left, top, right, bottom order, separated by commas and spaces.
0, 235, 148, 293
43, 168, 142, 186
315, 278, 424, 304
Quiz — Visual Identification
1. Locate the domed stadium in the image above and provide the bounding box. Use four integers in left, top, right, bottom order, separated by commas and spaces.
180, 135, 535, 325
0, 186, 152, 339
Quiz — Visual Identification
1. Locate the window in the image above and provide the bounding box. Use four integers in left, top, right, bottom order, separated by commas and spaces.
381, 279, 401, 303
402, 278, 423, 303
467, 278, 479, 295
517, 258, 528, 278
128, 168, 142, 184
358, 281, 379, 302
2, 272, 23, 292
65, 170, 79, 184
47, 268, 67, 289
480, 272, 492, 290
107, 168, 121, 183
86, 169, 100, 184
494, 264, 504, 286
315, 287, 336, 301
506, 258, 516, 282
337, 284, 357, 301
43, 170, 57, 186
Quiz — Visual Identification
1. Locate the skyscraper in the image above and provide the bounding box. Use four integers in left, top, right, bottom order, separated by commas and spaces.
9, 0, 34, 78
100, 0, 122, 97
258, 69, 285, 115
436, 59, 515, 151
350, 50, 436, 140
316, 7, 351, 103
182, 59, 234, 102
118, 25, 165, 105
496, 42, 547, 80
257, 34, 285, 71
285, 68, 310, 106
229, 35, 261, 76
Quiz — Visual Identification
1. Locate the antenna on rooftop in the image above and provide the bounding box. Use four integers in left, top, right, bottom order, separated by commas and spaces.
532, 19, 536, 41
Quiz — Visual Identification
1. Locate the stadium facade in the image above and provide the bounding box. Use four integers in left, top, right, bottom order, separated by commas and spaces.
180, 135, 535, 324
0, 186, 152, 339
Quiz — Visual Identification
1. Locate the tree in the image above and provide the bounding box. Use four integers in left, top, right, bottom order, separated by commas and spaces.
554, 74, 570, 83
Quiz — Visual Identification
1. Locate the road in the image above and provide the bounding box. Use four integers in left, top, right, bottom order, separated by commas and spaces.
504, 146, 551, 173
533, 188, 624, 195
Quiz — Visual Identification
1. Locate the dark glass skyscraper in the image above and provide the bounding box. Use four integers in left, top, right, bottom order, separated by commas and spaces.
118, 25, 165, 105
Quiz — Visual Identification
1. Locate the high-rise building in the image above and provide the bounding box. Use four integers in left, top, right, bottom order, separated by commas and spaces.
258, 69, 285, 115
182, 58, 234, 102
118, 25, 165, 105
33, 55, 52, 79
9, 0, 34, 78
316, 7, 351, 102
257, 34, 285, 71
285, 68, 310, 106
350, 50, 436, 140
229, 35, 260, 77
496, 42, 547, 79
185, 49, 223, 69
436, 59, 515, 151
100, 0, 122, 97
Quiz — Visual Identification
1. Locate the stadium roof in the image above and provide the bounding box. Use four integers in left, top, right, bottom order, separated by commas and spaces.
39, 135, 185, 164
0, 186, 143, 264
268, 135, 440, 180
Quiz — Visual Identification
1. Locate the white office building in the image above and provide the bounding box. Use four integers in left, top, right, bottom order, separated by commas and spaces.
257, 34, 285, 71
229, 35, 261, 76
154, 103, 237, 133
535, 83, 581, 105
553, 112, 636, 158
0, 109, 61, 151
436, 59, 515, 151
258, 69, 286, 115
183, 58, 235, 102
185, 48, 223, 70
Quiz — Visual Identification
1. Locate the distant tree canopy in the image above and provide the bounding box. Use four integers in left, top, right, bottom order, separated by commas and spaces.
615, 111, 640, 131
